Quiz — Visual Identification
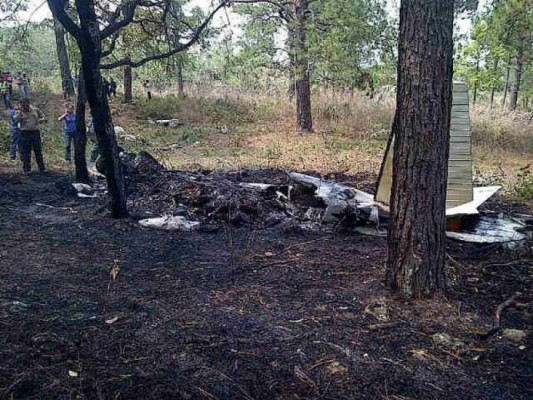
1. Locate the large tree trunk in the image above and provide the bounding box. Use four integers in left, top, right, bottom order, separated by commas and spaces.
509, 38, 524, 111
386, 0, 454, 298
76, 0, 127, 218
490, 58, 499, 108
53, 15, 75, 99
123, 64, 133, 103
502, 54, 511, 108
294, 0, 312, 132
74, 67, 90, 183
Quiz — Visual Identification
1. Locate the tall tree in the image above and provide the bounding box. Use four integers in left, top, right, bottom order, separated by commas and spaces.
74, 67, 90, 183
48, 0, 228, 217
490, 0, 533, 110
294, 0, 312, 131
387, 0, 454, 298
233, 0, 315, 131
49, 0, 128, 217
53, 13, 75, 98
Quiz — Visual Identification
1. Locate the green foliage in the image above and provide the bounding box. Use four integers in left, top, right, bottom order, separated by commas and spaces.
514, 164, 533, 199
308, 0, 395, 89
456, 0, 532, 107
0, 24, 57, 76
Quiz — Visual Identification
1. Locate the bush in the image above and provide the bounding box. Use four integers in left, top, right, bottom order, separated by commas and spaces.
514, 164, 533, 200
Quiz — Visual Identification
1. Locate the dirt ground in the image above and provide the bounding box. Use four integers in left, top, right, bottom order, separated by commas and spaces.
0, 166, 532, 400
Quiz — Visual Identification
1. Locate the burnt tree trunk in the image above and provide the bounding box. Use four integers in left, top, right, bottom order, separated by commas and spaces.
294, 0, 312, 132
53, 14, 75, 99
74, 67, 90, 183
509, 38, 524, 111
76, 0, 127, 218
490, 58, 499, 108
123, 64, 133, 103
386, 0, 454, 298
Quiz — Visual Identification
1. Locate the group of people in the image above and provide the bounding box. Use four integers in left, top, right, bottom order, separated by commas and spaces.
4, 74, 157, 175
6, 98, 101, 174
1, 72, 31, 109
103, 77, 118, 98
7, 98, 47, 174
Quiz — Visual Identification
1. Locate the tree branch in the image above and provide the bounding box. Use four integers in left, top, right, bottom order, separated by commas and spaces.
101, 0, 228, 69
47, 0, 82, 38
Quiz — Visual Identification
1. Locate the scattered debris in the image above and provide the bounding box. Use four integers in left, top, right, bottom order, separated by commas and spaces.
72, 183, 95, 197
480, 292, 521, 340
364, 298, 390, 322
446, 214, 527, 244
154, 119, 183, 128
120, 134, 137, 141
289, 172, 375, 224
502, 329, 527, 343
139, 215, 200, 231
432, 333, 464, 349
105, 316, 119, 325
90, 149, 531, 245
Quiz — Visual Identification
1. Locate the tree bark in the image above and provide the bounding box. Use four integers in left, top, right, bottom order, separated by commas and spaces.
74, 67, 90, 183
509, 37, 524, 111
123, 64, 133, 103
502, 54, 511, 108
177, 58, 185, 97
294, 0, 312, 132
472, 48, 481, 105
53, 14, 75, 99
387, 0, 454, 298
76, 0, 127, 218
490, 58, 499, 108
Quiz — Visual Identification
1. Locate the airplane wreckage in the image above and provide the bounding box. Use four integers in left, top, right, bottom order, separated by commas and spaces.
78, 82, 530, 245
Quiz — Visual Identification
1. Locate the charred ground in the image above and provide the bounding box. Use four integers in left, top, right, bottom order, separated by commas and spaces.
0, 167, 531, 400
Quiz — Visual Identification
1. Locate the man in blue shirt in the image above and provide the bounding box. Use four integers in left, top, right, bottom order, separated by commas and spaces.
58, 104, 77, 163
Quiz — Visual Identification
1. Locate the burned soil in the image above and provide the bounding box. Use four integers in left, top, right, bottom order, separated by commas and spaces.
0, 167, 532, 400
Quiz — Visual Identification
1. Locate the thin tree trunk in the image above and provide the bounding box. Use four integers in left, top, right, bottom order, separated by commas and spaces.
509, 38, 524, 111
490, 58, 499, 108
287, 24, 297, 100
177, 58, 185, 97
123, 64, 133, 103
387, 0, 454, 298
502, 54, 511, 108
294, 0, 312, 132
76, 0, 127, 218
74, 67, 90, 183
53, 15, 75, 99
473, 49, 481, 105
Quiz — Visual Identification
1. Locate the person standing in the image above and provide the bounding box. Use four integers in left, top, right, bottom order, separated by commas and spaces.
15, 99, 46, 174
58, 104, 77, 163
21, 73, 30, 98
143, 79, 152, 100
6, 72, 13, 97
109, 78, 117, 97
0, 78, 9, 108
7, 102, 19, 161
16, 73, 24, 99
